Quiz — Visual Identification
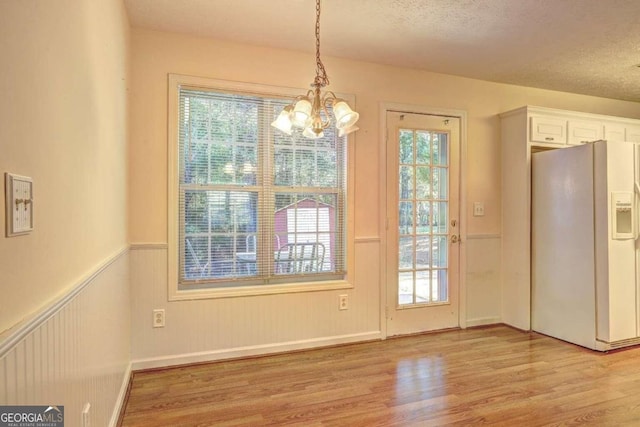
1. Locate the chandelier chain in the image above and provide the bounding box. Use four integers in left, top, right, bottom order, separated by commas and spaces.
314, 0, 329, 88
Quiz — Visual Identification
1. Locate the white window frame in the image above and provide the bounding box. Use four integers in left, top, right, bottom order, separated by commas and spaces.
167, 74, 355, 301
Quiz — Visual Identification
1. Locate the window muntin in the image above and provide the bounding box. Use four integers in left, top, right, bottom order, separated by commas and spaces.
177, 87, 346, 288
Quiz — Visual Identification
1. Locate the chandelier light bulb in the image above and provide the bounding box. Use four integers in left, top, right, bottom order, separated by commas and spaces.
338, 124, 359, 137
291, 98, 312, 128
270, 105, 294, 135
333, 100, 360, 129
303, 127, 324, 139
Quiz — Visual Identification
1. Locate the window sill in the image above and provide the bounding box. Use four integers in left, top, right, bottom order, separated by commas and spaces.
169, 279, 354, 301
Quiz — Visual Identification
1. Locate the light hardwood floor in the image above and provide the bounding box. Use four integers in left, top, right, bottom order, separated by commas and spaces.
120, 325, 640, 426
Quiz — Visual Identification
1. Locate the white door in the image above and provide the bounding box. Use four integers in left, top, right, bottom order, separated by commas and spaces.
386, 111, 461, 336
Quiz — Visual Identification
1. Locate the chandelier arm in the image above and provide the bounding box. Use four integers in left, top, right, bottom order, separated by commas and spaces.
322, 91, 338, 103
291, 92, 314, 105
319, 95, 333, 129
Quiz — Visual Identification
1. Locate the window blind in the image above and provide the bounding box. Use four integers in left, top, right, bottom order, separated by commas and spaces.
178, 86, 347, 287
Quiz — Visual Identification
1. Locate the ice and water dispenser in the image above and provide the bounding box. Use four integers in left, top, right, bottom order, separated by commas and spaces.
612, 192, 634, 239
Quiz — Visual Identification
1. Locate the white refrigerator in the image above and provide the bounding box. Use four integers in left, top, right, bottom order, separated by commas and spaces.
532, 140, 640, 351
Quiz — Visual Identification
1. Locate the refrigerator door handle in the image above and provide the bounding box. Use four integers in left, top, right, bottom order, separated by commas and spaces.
635, 144, 640, 240
635, 182, 640, 240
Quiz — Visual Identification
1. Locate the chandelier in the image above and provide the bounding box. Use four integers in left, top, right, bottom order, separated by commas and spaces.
271, 0, 360, 139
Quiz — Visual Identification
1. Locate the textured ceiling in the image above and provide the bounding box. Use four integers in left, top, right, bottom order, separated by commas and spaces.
125, 0, 640, 102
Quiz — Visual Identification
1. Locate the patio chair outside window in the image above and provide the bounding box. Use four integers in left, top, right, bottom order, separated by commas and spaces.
186, 238, 209, 277
275, 242, 325, 274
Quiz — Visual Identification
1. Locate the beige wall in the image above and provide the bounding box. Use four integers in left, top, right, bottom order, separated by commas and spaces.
129, 29, 640, 242
0, 0, 130, 335
128, 28, 640, 364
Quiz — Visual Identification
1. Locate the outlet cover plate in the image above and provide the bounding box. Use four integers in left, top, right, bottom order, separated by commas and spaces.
153, 309, 165, 328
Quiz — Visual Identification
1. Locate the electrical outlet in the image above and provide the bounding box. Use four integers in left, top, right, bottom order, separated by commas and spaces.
339, 294, 348, 310
82, 403, 91, 427
153, 309, 165, 328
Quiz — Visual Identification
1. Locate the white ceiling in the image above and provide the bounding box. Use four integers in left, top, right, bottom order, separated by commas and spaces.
125, 0, 640, 102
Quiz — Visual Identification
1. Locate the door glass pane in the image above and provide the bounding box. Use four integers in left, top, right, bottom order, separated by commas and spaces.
433, 167, 447, 200
415, 166, 431, 199
432, 270, 448, 302
433, 133, 448, 166
399, 201, 413, 235
416, 271, 431, 303
416, 132, 430, 164
416, 201, 431, 233
399, 237, 414, 269
399, 166, 414, 199
399, 130, 413, 164
433, 202, 448, 235
398, 271, 414, 305
397, 126, 449, 307
433, 236, 448, 268
415, 236, 431, 268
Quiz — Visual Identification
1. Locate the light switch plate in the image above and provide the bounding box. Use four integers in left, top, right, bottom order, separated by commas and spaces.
473, 201, 485, 217
5, 173, 34, 237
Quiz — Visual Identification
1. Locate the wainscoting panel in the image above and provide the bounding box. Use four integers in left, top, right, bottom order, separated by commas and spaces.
130, 240, 382, 369
0, 248, 131, 427
465, 234, 502, 326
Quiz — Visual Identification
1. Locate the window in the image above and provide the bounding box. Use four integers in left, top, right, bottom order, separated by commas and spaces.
168, 75, 353, 298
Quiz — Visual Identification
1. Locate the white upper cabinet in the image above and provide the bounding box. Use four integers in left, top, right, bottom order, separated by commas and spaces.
567, 120, 603, 145
518, 107, 640, 149
530, 116, 566, 145
604, 123, 626, 141
626, 125, 640, 142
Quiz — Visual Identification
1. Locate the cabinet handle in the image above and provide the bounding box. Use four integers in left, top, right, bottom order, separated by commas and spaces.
545, 137, 555, 141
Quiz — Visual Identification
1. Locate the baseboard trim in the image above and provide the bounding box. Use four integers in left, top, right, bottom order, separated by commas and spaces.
109, 362, 132, 427
465, 316, 502, 328
131, 331, 382, 371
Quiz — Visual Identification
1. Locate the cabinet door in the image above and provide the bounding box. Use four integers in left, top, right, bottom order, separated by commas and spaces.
604, 123, 625, 141
530, 116, 566, 144
626, 125, 640, 142
567, 120, 603, 145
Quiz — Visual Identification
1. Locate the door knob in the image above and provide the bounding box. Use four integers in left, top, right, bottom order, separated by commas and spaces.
450, 235, 460, 243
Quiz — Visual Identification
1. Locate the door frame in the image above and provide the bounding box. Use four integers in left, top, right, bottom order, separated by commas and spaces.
379, 102, 468, 338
